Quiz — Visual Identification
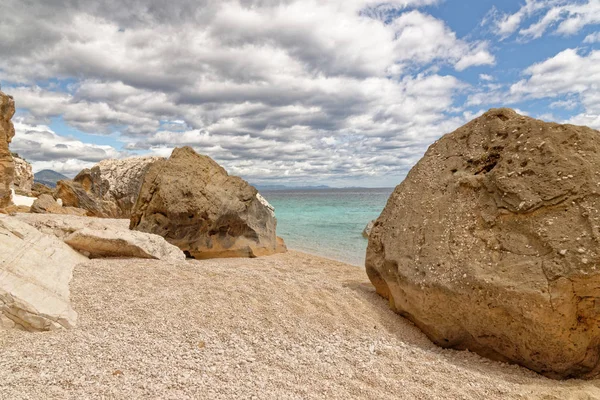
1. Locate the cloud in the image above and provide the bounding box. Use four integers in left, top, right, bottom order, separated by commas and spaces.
11, 118, 125, 176
468, 48, 600, 129
491, 0, 600, 40
584, 31, 600, 42
0, 0, 494, 185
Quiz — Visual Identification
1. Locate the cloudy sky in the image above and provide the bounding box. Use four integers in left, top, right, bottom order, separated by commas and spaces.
1, 0, 599, 187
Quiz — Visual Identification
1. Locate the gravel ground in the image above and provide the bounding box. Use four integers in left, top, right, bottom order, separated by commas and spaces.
1, 250, 599, 399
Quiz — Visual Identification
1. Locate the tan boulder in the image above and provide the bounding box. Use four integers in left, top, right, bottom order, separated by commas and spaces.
0, 215, 85, 331
55, 179, 114, 217
366, 109, 600, 379
65, 228, 185, 262
130, 146, 280, 259
31, 194, 88, 216
31, 182, 53, 197
0, 91, 15, 208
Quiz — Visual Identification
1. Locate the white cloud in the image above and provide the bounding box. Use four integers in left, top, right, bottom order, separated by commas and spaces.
0, 0, 494, 184
492, 0, 600, 40
11, 118, 125, 176
584, 31, 600, 42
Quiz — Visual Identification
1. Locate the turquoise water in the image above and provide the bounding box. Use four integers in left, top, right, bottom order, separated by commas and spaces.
262, 188, 394, 267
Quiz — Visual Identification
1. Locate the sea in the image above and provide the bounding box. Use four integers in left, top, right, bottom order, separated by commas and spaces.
261, 188, 394, 267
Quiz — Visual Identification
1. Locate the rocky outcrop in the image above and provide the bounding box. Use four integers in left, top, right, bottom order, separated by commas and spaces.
55, 157, 161, 218
0, 92, 15, 208
15, 213, 132, 240
366, 109, 600, 379
130, 147, 280, 259
31, 182, 53, 197
12, 155, 33, 193
362, 220, 375, 238
15, 213, 184, 262
0, 215, 85, 331
65, 228, 185, 262
31, 194, 88, 216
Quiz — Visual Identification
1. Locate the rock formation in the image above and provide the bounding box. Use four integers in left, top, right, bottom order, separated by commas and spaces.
55, 157, 161, 218
65, 228, 185, 262
366, 108, 600, 379
0, 91, 15, 208
31, 194, 88, 216
31, 182, 53, 197
12, 155, 33, 193
0, 215, 85, 331
362, 220, 375, 238
130, 146, 279, 259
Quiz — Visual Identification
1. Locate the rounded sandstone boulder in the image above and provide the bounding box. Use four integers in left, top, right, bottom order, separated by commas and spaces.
366, 108, 600, 379
130, 146, 280, 259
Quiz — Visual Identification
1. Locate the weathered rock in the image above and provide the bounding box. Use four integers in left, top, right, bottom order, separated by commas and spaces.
0, 215, 85, 331
362, 220, 375, 238
366, 108, 600, 379
12, 155, 33, 193
55, 179, 113, 217
16, 213, 131, 240
31, 182, 53, 197
31, 194, 88, 216
0, 92, 15, 208
130, 146, 279, 259
55, 157, 161, 218
65, 228, 185, 262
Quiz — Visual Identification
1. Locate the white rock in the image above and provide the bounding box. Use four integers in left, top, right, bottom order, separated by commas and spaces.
0, 215, 86, 331
10, 188, 35, 207
256, 192, 275, 217
64, 227, 185, 262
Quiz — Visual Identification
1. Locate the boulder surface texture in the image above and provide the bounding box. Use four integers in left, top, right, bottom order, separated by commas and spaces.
65, 228, 185, 262
12, 155, 33, 193
0, 215, 85, 331
56, 157, 161, 218
0, 91, 15, 208
366, 108, 600, 379
131, 146, 278, 259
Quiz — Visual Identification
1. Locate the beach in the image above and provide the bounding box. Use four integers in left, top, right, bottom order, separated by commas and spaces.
1, 251, 598, 399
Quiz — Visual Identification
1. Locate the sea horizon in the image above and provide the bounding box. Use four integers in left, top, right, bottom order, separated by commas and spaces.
261, 187, 394, 267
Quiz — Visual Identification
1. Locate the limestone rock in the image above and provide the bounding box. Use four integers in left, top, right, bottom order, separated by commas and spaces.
65, 228, 185, 262
31, 194, 88, 216
366, 108, 600, 379
362, 220, 375, 238
56, 157, 162, 219
130, 146, 279, 259
0, 92, 15, 208
12, 155, 33, 193
15, 213, 132, 240
0, 215, 85, 331
10, 188, 35, 208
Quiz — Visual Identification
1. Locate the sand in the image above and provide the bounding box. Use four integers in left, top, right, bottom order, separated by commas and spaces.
1, 250, 599, 399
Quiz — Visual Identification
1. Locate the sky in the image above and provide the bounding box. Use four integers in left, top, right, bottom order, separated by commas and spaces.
1, 0, 599, 187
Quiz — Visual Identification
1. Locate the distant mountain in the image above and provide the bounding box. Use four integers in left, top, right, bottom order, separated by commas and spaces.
34, 169, 69, 188
253, 184, 331, 191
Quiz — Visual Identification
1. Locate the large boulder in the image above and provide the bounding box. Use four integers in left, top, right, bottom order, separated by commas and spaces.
130, 146, 279, 259
55, 157, 161, 218
366, 108, 600, 379
12, 155, 33, 193
0, 92, 15, 208
0, 215, 85, 331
